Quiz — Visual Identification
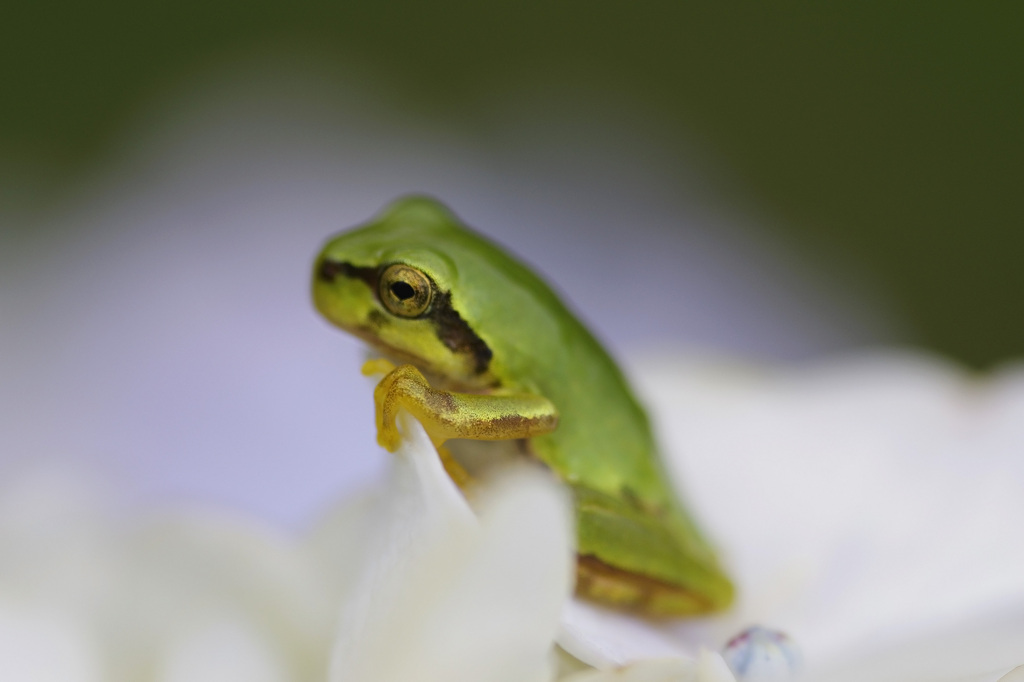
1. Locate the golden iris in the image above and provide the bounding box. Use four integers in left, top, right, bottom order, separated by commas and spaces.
379, 264, 433, 317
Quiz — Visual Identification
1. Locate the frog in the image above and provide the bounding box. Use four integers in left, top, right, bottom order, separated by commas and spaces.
312, 196, 734, 616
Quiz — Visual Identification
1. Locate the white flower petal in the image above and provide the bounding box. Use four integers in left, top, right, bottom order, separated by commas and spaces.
0, 470, 334, 682
0, 470, 117, 617
558, 657, 696, 682
627, 353, 1024, 675
998, 666, 1024, 682
303, 485, 385, 613
158, 618, 290, 682
558, 598, 693, 668
419, 469, 575, 682
0, 607, 100, 682
559, 652, 735, 682
107, 510, 332, 680
945, 669, 1022, 682
331, 413, 574, 682
695, 649, 739, 682
808, 614, 1024, 682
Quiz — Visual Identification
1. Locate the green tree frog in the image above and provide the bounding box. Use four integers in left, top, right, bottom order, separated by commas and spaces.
312, 196, 734, 616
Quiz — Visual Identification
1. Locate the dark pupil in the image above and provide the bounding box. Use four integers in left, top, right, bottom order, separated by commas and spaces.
390, 281, 416, 301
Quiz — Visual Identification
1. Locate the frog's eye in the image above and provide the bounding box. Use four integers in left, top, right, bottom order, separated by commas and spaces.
379, 264, 433, 318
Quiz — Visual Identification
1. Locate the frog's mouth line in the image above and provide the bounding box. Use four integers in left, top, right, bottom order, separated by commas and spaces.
357, 332, 427, 370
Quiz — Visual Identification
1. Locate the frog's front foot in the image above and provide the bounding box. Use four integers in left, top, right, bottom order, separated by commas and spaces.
372, 364, 437, 451
370, 363, 559, 453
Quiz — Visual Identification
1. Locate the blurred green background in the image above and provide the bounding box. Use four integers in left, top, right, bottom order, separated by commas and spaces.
3, 2, 1022, 367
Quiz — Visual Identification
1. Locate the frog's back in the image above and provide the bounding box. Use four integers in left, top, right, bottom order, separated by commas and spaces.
523, 308, 734, 614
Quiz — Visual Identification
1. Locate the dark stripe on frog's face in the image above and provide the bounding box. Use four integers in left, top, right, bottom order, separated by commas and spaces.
317, 259, 493, 375
430, 291, 493, 375
317, 260, 377, 289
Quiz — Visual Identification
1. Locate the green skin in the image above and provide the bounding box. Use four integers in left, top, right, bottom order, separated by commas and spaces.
313, 196, 733, 616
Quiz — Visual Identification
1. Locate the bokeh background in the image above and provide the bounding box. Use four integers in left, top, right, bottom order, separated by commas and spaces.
2, 3, 1022, 525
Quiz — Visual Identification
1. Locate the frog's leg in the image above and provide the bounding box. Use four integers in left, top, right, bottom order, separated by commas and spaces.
370, 363, 559, 452
362, 359, 481, 483
572, 485, 735, 616
436, 444, 473, 488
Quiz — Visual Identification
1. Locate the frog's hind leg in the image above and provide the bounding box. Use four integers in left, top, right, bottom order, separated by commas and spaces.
575, 555, 719, 617
572, 485, 735, 617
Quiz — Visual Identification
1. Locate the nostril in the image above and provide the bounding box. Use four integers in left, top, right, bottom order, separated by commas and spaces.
317, 259, 344, 282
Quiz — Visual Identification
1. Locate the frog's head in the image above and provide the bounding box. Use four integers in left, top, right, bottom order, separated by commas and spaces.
313, 196, 495, 386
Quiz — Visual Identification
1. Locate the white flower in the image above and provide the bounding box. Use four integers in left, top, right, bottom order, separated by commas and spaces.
560, 652, 736, 682
0, 470, 334, 681
1, 352, 1023, 681
622, 352, 1024, 681
328, 412, 575, 682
